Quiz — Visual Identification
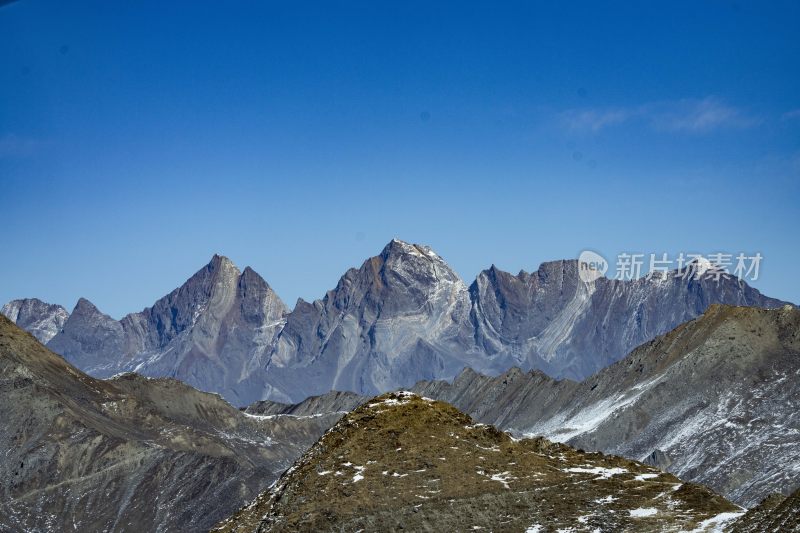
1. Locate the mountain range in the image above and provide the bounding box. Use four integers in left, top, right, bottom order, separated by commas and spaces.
1, 294, 798, 530
3, 239, 789, 405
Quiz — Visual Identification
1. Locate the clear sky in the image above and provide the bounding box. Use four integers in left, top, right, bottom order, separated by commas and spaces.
1, 1, 798, 318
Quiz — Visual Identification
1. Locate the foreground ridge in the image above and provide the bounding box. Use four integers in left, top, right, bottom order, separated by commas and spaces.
0, 315, 336, 532
215, 392, 740, 532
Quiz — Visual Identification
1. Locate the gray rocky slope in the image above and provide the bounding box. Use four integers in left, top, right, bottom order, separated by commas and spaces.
6, 240, 789, 405
412, 304, 800, 507
46, 255, 288, 405
1, 298, 68, 344
0, 314, 340, 532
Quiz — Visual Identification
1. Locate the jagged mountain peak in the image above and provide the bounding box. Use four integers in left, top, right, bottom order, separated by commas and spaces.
1, 297, 50, 320
381, 238, 441, 260
204, 253, 241, 281
240, 265, 259, 278
537, 257, 581, 270
476, 258, 582, 287
45, 256, 288, 402
375, 239, 456, 279
239, 264, 280, 294
210, 252, 236, 266
263, 240, 475, 401
72, 296, 104, 314
323, 239, 466, 308
373, 238, 463, 285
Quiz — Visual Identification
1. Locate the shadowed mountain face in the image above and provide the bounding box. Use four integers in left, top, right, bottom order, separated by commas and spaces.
214, 392, 741, 532
413, 304, 800, 507
6, 240, 790, 405
0, 315, 338, 532
1, 298, 68, 344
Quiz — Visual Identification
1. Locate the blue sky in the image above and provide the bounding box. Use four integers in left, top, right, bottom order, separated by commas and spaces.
1, 1, 798, 317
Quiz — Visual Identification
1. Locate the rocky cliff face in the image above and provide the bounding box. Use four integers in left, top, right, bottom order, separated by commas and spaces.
47, 255, 288, 405
1, 298, 69, 344
0, 314, 337, 532
6, 240, 791, 405
214, 392, 741, 532
261, 239, 479, 402
413, 304, 800, 507
470, 259, 788, 380
259, 243, 787, 402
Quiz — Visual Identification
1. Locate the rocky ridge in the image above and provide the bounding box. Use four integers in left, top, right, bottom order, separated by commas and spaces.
214, 392, 742, 532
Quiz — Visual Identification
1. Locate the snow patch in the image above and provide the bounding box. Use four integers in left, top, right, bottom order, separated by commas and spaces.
628, 508, 658, 518
565, 466, 627, 479
685, 511, 745, 532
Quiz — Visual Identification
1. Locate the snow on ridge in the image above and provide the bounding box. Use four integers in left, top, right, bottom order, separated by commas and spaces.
527, 373, 665, 442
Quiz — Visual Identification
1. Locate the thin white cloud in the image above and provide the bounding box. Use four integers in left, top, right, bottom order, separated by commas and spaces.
646, 97, 758, 132
559, 97, 758, 134
559, 108, 633, 132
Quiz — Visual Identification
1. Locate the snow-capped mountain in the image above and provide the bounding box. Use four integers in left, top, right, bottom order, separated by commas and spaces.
5, 239, 791, 405
413, 304, 800, 507
1, 298, 69, 344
